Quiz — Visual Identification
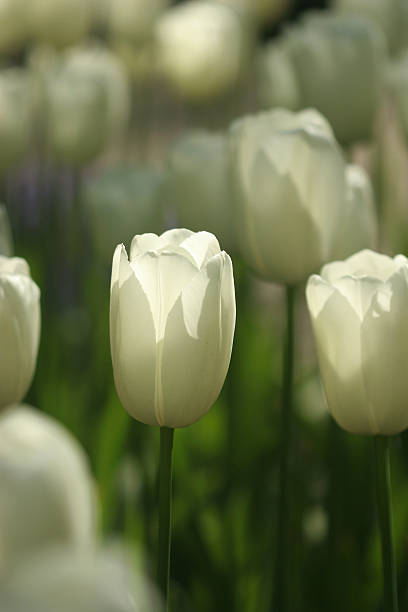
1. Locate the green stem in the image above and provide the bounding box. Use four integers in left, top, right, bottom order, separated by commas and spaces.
157, 427, 175, 610
272, 285, 296, 612
374, 436, 399, 612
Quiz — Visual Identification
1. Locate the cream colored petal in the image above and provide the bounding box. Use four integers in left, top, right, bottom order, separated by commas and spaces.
240, 147, 324, 283
179, 231, 220, 268
130, 251, 199, 339
322, 249, 397, 283
0, 276, 40, 408
361, 268, 408, 435
0, 256, 30, 276
306, 274, 336, 320
330, 275, 384, 320
111, 252, 157, 426
130, 233, 160, 259
159, 252, 230, 427
308, 282, 375, 434
158, 228, 194, 247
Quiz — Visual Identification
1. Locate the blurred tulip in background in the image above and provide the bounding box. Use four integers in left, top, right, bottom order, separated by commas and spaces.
164, 130, 235, 251
84, 165, 164, 263
229, 108, 345, 284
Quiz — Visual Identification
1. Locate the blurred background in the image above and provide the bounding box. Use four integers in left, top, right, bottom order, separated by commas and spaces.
2, 0, 408, 610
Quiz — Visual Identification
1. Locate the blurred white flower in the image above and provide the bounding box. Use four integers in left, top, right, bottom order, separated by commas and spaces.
63, 45, 131, 142
110, 229, 236, 428
0, 406, 95, 574
45, 67, 109, 165
307, 250, 408, 435
331, 164, 378, 261
256, 42, 300, 111
164, 130, 235, 251
83, 165, 164, 262
154, 1, 249, 101
284, 13, 386, 144
107, 0, 168, 44
0, 69, 37, 174
0, 257, 40, 409
229, 108, 345, 284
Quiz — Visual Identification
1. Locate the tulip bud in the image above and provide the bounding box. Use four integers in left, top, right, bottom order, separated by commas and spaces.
0, 405, 95, 574
331, 164, 378, 261
45, 68, 109, 165
284, 13, 386, 144
256, 42, 300, 111
28, 0, 92, 48
110, 229, 236, 428
229, 108, 346, 285
154, 1, 248, 101
0, 69, 36, 174
63, 45, 131, 142
164, 130, 235, 251
0, 205, 13, 257
306, 249, 408, 435
0, 257, 40, 409
0, 0, 27, 55
107, 0, 167, 44
83, 165, 164, 263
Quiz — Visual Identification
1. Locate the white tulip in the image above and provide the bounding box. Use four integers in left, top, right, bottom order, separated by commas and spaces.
0, 406, 95, 574
165, 131, 235, 251
107, 0, 167, 44
229, 108, 346, 284
331, 164, 378, 261
0, 257, 40, 409
306, 250, 408, 435
45, 68, 109, 165
256, 42, 300, 112
63, 45, 131, 142
110, 229, 236, 428
154, 1, 248, 101
283, 13, 386, 144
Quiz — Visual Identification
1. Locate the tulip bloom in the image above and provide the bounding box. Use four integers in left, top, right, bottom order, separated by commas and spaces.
110, 229, 235, 428
229, 108, 345, 285
306, 250, 408, 435
0, 256, 40, 409
331, 164, 378, 261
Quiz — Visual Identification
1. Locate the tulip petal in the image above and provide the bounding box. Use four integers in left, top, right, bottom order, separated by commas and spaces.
111, 249, 158, 426
0, 256, 30, 276
307, 275, 374, 434
330, 275, 384, 320
158, 228, 194, 247
242, 148, 323, 283
159, 252, 231, 427
130, 233, 160, 259
361, 268, 408, 435
0, 276, 40, 408
178, 231, 220, 267
130, 251, 199, 339
322, 249, 398, 283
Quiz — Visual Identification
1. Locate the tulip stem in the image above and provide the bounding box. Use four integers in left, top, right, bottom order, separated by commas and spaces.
374, 436, 399, 612
272, 285, 296, 612
157, 426, 175, 610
